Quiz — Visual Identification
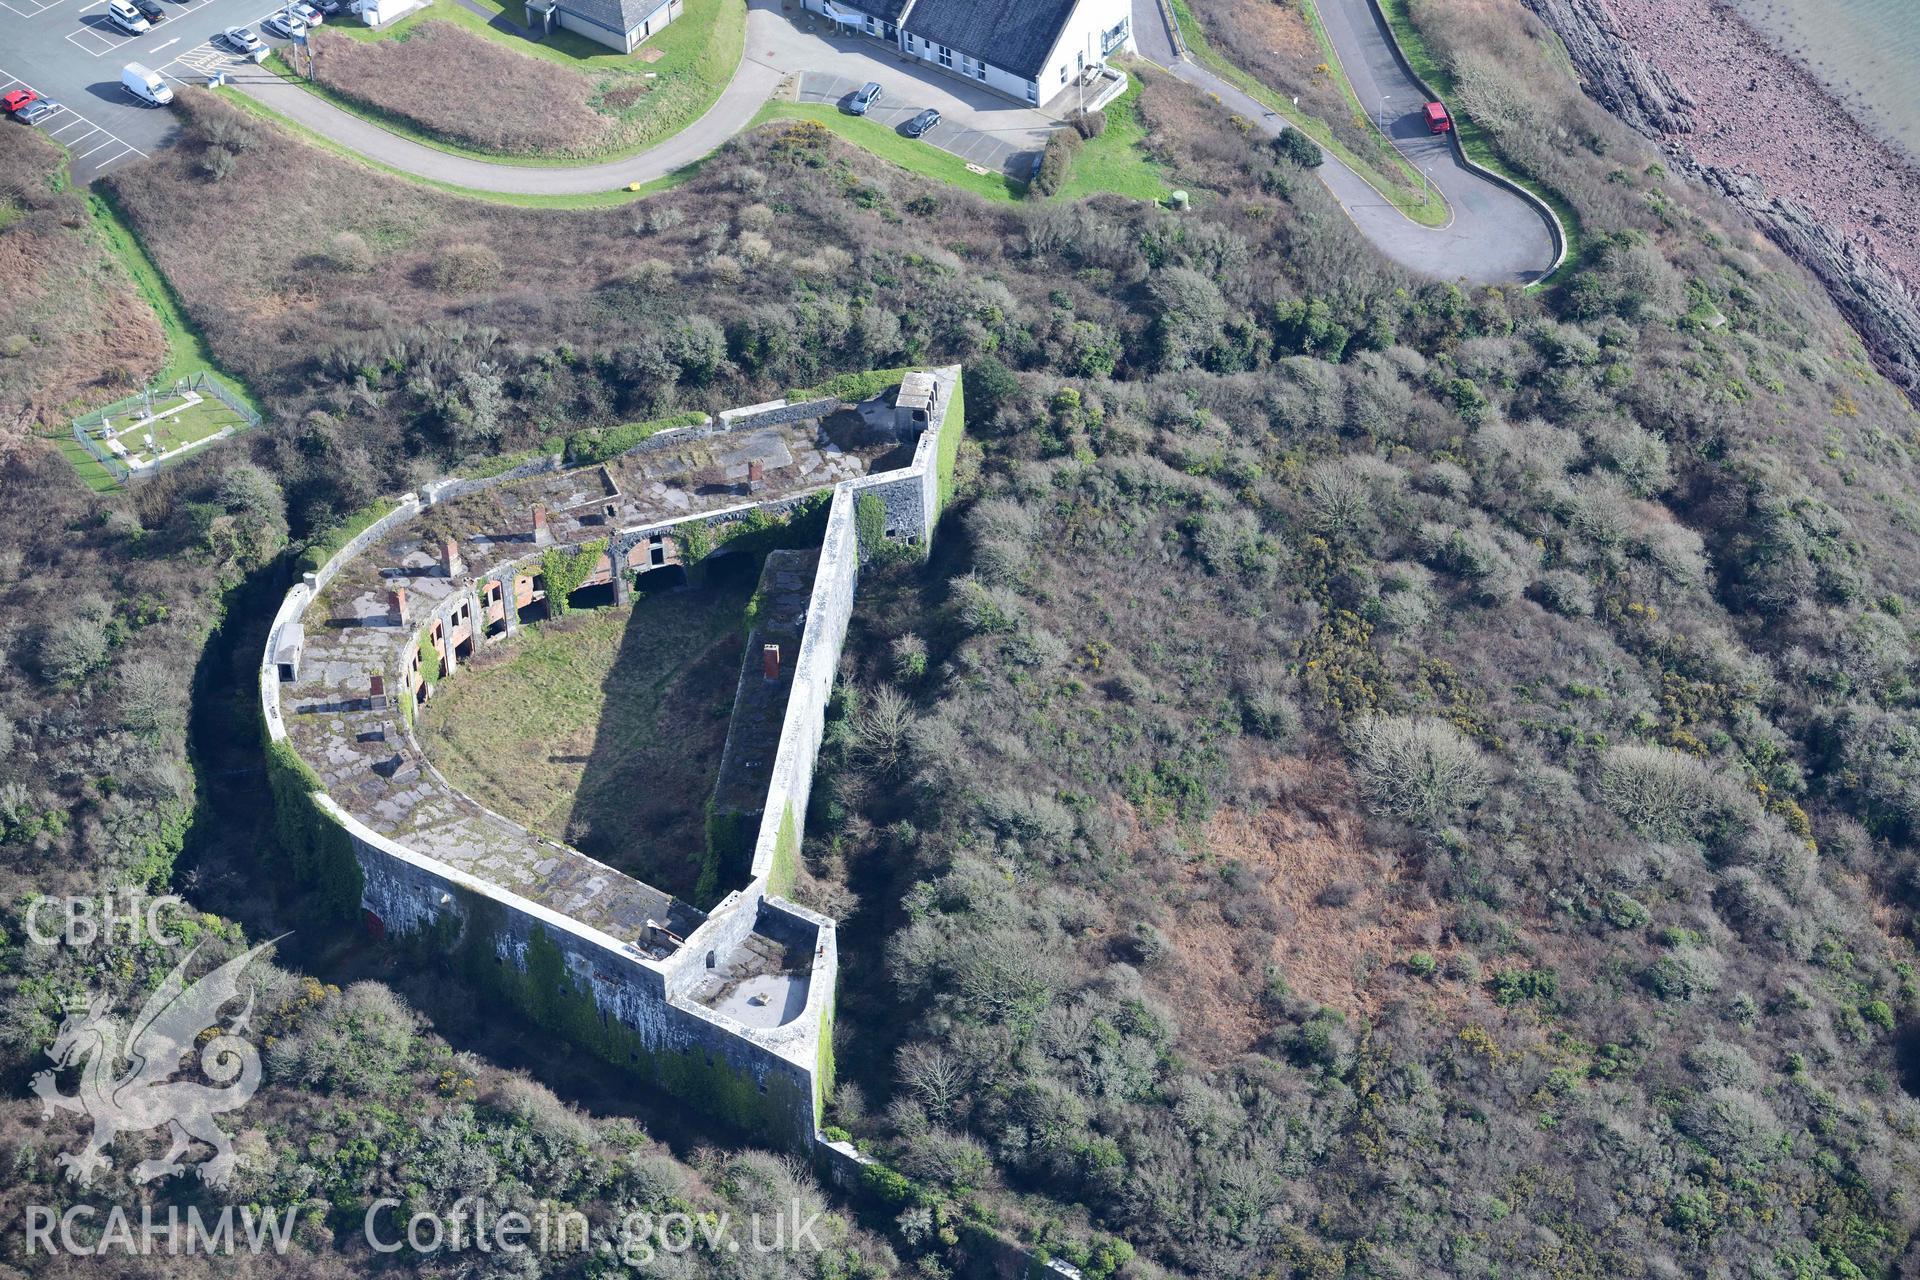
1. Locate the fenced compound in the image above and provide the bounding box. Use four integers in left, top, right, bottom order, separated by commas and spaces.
69, 371, 261, 485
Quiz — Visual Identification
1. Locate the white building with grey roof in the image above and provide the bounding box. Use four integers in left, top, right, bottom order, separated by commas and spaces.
808, 0, 1134, 107
524, 0, 680, 53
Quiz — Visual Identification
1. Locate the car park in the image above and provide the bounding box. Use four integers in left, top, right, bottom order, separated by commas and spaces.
15, 99, 59, 126
221, 25, 265, 52
261, 11, 306, 37
2, 88, 38, 115
903, 108, 940, 138
106, 0, 151, 35
847, 81, 882, 116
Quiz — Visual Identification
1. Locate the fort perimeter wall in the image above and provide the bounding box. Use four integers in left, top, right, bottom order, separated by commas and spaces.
260, 367, 961, 1152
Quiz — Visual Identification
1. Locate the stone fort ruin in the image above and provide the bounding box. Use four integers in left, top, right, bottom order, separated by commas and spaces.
260, 368, 961, 1150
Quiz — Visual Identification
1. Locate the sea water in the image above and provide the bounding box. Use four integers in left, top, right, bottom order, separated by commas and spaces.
1732, 0, 1920, 157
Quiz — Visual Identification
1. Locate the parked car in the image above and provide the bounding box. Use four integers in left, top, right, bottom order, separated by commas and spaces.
221, 25, 265, 52
290, 2, 323, 24
903, 108, 940, 138
16, 98, 59, 126
130, 0, 166, 23
311, 0, 346, 13
261, 11, 306, 37
120, 62, 173, 105
105, 0, 150, 35
2, 88, 38, 114
847, 81, 882, 116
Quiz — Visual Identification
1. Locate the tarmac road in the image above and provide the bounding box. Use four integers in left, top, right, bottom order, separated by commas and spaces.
1130, 0, 1561, 284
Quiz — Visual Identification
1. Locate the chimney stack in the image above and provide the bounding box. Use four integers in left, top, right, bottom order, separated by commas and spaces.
747, 459, 765, 491
530, 503, 549, 544
762, 643, 781, 681
370, 673, 385, 699
439, 537, 464, 578
387, 587, 410, 627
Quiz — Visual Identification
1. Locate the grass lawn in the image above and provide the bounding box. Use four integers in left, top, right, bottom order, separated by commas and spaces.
220, 88, 696, 205
289, 0, 744, 165
415, 581, 753, 900
1376, 0, 1581, 282
54, 436, 122, 494
1166, 0, 1447, 228
751, 102, 1028, 203
1052, 71, 1171, 203
102, 392, 247, 458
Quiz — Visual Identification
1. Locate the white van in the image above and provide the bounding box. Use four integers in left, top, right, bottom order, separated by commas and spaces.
120, 63, 173, 106
106, 0, 149, 33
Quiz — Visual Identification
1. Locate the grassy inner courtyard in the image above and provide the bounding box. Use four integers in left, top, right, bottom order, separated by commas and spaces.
415, 574, 754, 901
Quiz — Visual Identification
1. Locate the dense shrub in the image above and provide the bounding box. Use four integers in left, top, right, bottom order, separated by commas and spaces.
1271, 126, 1323, 168
324, 230, 374, 273
1066, 108, 1108, 140
427, 242, 503, 293
1345, 716, 1490, 825
1030, 129, 1083, 196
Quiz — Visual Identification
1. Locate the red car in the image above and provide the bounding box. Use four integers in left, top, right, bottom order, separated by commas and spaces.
2, 88, 39, 115
1424, 101, 1452, 134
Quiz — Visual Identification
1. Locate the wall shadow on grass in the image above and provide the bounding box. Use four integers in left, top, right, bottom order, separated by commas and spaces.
562, 556, 762, 900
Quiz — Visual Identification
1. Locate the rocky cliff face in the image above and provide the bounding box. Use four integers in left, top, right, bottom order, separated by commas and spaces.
1524, 0, 1920, 395
1524, 0, 1693, 136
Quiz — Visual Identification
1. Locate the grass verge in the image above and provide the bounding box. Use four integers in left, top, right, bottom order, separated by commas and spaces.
1165, 0, 1448, 228
220, 88, 697, 206
1376, 0, 1583, 280
1052, 71, 1171, 203
750, 102, 1026, 203
86, 189, 261, 409
284, 0, 744, 166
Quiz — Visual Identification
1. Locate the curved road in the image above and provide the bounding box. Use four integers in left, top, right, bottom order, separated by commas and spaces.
220, 0, 1555, 280
1131, 0, 1558, 284
226, 1, 792, 195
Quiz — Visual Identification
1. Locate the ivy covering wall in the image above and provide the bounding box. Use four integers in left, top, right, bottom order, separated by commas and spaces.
413, 888, 816, 1147
699, 802, 757, 907
538, 538, 608, 618
768, 801, 801, 899
263, 734, 364, 922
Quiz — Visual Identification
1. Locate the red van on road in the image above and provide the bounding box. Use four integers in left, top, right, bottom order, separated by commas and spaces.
1424, 102, 1452, 134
